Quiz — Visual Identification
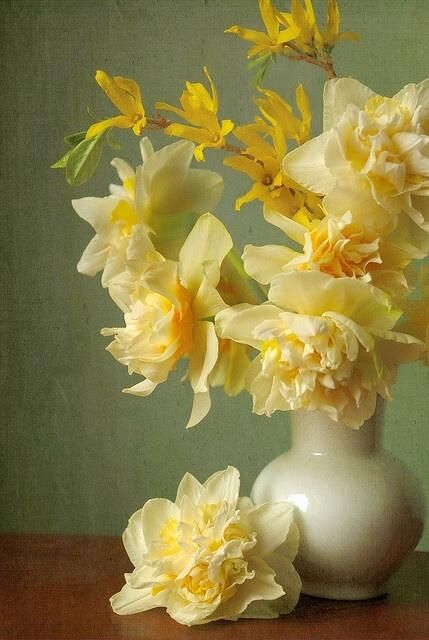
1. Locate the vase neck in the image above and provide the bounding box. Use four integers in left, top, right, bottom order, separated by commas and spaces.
289, 405, 382, 456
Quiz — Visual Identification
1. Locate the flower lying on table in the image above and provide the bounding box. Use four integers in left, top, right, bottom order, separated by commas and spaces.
110, 466, 301, 626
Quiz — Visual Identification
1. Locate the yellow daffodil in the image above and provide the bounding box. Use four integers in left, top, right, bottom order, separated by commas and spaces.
243, 209, 412, 300
225, 0, 300, 58
101, 213, 234, 428
86, 70, 146, 139
111, 466, 301, 625
284, 77, 429, 256
156, 67, 234, 161
216, 272, 422, 428
72, 138, 223, 310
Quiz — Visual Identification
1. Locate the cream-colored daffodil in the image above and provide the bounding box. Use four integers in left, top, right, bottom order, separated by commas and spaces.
156, 67, 234, 161
110, 466, 301, 626
284, 78, 429, 254
216, 271, 422, 428
72, 138, 223, 309
243, 209, 411, 300
101, 213, 233, 428
86, 70, 146, 139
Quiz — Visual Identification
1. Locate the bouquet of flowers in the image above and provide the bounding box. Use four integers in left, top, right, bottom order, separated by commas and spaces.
53, 0, 428, 626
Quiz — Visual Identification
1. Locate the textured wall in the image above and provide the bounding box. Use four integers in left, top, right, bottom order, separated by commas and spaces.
1, 0, 428, 549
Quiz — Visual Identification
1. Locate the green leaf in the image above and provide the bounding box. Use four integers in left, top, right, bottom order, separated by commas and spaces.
247, 52, 271, 70
64, 131, 86, 146
247, 53, 275, 88
65, 132, 106, 185
51, 146, 76, 169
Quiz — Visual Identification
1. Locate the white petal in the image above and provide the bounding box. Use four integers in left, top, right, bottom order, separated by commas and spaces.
141, 498, 179, 546
192, 275, 227, 320
71, 196, 117, 231
247, 501, 295, 558
110, 582, 165, 615
123, 379, 158, 397
122, 509, 145, 567
282, 131, 336, 194
175, 472, 204, 506
243, 244, 298, 284
186, 391, 212, 429
111, 157, 134, 181
323, 77, 377, 130
264, 552, 301, 613
179, 213, 233, 294
263, 205, 306, 245
188, 321, 219, 394
139, 137, 154, 162
142, 140, 194, 215
178, 169, 223, 214
201, 466, 240, 506
216, 303, 280, 349
77, 235, 110, 276
210, 557, 284, 621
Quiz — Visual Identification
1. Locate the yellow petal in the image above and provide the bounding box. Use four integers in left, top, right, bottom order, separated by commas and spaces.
155, 100, 187, 120
224, 25, 270, 46
258, 0, 279, 41
114, 76, 145, 115
85, 115, 133, 139
188, 321, 218, 394
235, 182, 267, 210
179, 212, 233, 294
277, 23, 301, 44
224, 155, 265, 182
95, 70, 139, 118
164, 123, 211, 144
203, 66, 218, 113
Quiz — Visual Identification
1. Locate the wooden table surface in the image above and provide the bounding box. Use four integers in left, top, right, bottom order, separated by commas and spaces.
1, 534, 428, 640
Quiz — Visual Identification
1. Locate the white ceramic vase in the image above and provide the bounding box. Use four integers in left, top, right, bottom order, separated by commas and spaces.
251, 403, 426, 600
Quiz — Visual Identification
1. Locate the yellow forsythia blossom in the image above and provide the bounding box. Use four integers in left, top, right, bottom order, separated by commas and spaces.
276, 0, 358, 54
226, 0, 357, 60
86, 70, 146, 139
256, 84, 311, 144
156, 67, 234, 161
225, 0, 300, 58
224, 85, 320, 217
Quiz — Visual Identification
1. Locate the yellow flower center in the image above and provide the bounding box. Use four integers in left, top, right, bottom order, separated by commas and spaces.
110, 200, 139, 236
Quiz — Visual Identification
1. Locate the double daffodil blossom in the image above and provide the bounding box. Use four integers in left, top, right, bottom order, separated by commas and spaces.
216, 271, 422, 428
72, 138, 223, 310
243, 209, 412, 300
110, 466, 301, 625
284, 78, 429, 254
156, 67, 234, 161
225, 0, 300, 58
101, 213, 233, 428
86, 70, 146, 139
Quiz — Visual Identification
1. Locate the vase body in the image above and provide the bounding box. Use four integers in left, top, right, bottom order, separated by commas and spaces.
251, 405, 426, 600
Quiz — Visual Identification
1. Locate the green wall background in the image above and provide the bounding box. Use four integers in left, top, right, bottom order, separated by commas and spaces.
1, 0, 428, 550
